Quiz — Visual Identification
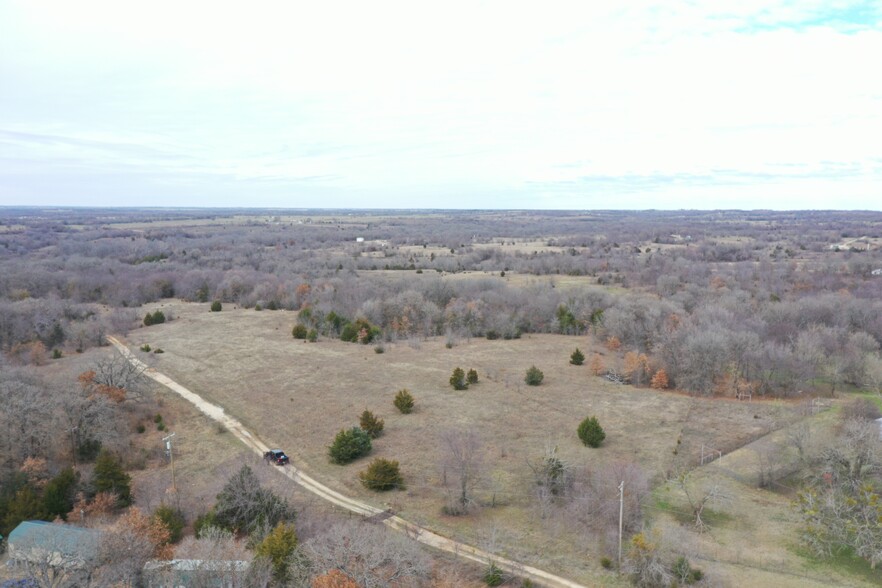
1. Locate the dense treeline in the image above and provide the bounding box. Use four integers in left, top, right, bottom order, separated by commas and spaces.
1, 208, 881, 396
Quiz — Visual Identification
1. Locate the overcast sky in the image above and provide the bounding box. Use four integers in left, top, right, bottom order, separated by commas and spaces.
1, 1, 880, 210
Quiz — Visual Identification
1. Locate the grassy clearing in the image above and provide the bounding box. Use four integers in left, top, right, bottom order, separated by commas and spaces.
109, 300, 862, 585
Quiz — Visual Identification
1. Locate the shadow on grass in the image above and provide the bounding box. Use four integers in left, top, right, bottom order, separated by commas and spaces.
794, 545, 882, 585
654, 495, 734, 528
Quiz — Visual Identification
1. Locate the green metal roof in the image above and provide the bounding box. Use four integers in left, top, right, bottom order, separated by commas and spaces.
8, 521, 100, 561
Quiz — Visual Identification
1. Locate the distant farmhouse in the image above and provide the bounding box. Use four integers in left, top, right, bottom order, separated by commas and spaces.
829, 236, 879, 251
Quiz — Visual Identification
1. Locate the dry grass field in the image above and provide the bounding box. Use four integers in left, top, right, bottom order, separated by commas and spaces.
102, 300, 871, 586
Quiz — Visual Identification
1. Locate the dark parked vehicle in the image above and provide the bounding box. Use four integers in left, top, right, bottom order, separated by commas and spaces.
264, 449, 290, 465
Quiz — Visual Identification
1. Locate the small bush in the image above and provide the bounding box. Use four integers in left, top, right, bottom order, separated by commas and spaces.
151, 310, 166, 325
672, 556, 703, 584
374, 343, 385, 354
650, 369, 669, 389
483, 562, 504, 587
394, 389, 415, 414
136, 424, 146, 434
359, 410, 385, 439
154, 414, 163, 423
359, 458, 404, 491
154, 505, 186, 543
154, 348, 164, 354
307, 329, 318, 342
467, 368, 479, 384
193, 510, 219, 538
140, 344, 151, 352
570, 348, 585, 366
577, 416, 605, 448
450, 367, 468, 390
52, 348, 62, 359
210, 301, 222, 312
157, 422, 166, 431
525, 365, 544, 386
600, 556, 613, 570
292, 324, 308, 339
255, 303, 263, 311
328, 427, 372, 464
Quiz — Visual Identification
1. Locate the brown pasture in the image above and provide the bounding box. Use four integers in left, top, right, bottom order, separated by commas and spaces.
114, 300, 821, 584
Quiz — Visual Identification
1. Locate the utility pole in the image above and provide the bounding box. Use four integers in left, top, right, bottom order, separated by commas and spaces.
68, 427, 78, 466
163, 433, 177, 494
618, 480, 624, 568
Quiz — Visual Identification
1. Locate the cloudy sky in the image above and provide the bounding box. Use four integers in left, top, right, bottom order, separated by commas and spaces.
1, 1, 880, 210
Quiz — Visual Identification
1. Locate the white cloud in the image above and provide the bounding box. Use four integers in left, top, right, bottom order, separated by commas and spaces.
1, 0, 880, 208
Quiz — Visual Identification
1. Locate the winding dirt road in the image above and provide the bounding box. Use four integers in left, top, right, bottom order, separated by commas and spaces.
108, 336, 587, 588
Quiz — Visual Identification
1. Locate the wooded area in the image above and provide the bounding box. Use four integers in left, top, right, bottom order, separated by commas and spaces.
1, 207, 882, 586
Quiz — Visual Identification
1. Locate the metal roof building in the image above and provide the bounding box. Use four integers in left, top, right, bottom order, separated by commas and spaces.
7, 521, 101, 569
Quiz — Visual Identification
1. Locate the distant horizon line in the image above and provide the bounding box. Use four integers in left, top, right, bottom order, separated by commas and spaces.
2, 205, 881, 214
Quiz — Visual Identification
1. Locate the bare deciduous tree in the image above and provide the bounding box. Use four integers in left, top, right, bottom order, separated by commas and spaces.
675, 472, 724, 532
90, 349, 150, 401
439, 427, 485, 515
298, 520, 430, 588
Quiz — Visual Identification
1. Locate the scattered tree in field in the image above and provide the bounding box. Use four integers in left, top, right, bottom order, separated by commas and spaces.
393, 389, 414, 414
93, 449, 132, 507
292, 324, 308, 339
449, 367, 468, 390
359, 410, 384, 439
525, 365, 544, 386
255, 522, 298, 583
467, 368, 479, 385
307, 329, 318, 342
676, 471, 723, 531
650, 368, 669, 389
570, 348, 585, 365
143, 310, 166, 326
577, 416, 605, 448
440, 428, 485, 515
359, 458, 404, 491
528, 444, 572, 517
213, 465, 297, 535
210, 301, 222, 312
590, 354, 605, 375
328, 427, 372, 464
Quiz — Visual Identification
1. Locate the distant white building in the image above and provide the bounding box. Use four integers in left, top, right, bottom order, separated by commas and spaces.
871, 268, 882, 276
356, 237, 365, 243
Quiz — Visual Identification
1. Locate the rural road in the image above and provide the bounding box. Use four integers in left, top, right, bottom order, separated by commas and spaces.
108, 336, 588, 588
